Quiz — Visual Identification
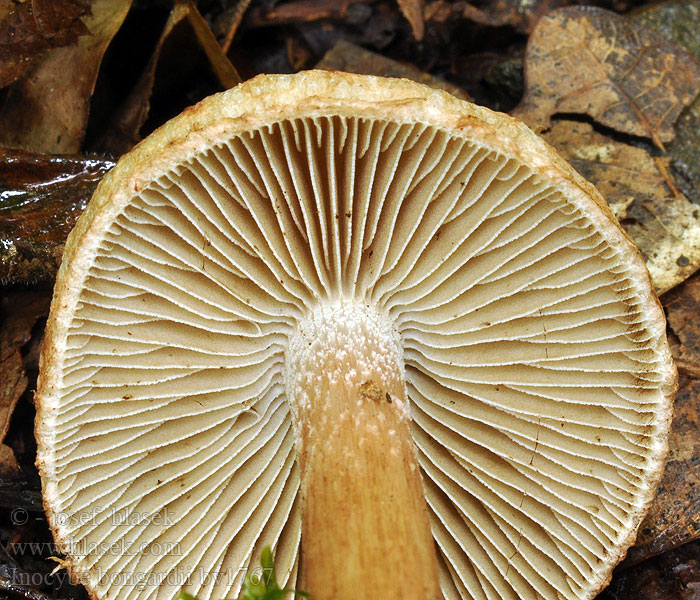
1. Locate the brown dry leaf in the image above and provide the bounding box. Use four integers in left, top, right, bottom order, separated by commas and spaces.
0, 0, 132, 154
0, 443, 19, 478
318, 40, 470, 101
425, 0, 571, 35
543, 120, 700, 294
99, 1, 240, 156
397, 0, 424, 41
0, 291, 51, 443
97, 3, 190, 156
0, 0, 91, 88
0, 341, 26, 444
0, 148, 114, 285
514, 6, 700, 149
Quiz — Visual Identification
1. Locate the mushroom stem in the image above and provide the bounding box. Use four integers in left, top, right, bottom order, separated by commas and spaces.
299, 379, 440, 600
288, 303, 440, 600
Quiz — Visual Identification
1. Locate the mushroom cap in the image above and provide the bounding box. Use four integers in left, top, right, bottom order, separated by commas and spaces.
36, 71, 677, 600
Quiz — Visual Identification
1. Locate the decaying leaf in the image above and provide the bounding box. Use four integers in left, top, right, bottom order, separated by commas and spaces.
0, 0, 91, 88
514, 6, 700, 149
425, 0, 571, 34
629, 0, 700, 208
397, 0, 424, 41
0, 149, 114, 285
543, 120, 700, 293
317, 40, 470, 100
0, 0, 132, 154
630, 0, 700, 59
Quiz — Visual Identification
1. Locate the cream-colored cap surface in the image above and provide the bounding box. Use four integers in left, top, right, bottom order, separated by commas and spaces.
36, 71, 676, 600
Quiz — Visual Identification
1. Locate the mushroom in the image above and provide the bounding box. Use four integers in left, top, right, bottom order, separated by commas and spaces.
36, 71, 677, 600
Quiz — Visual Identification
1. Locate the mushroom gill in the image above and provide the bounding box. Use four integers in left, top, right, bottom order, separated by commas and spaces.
36, 72, 676, 600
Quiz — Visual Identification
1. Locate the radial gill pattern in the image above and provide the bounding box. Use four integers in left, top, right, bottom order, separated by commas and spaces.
41, 110, 671, 600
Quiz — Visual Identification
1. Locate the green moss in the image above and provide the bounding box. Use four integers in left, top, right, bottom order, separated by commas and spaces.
177, 546, 309, 600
